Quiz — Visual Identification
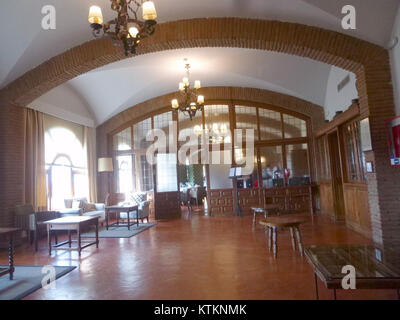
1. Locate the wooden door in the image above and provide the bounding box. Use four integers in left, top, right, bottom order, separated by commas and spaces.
154, 153, 180, 220
328, 131, 346, 221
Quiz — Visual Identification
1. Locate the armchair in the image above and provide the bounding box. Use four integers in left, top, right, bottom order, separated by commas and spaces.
14, 204, 60, 251
120, 201, 150, 223
33, 210, 60, 251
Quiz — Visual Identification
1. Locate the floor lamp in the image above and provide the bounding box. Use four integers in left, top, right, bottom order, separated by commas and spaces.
98, 157, 114, 204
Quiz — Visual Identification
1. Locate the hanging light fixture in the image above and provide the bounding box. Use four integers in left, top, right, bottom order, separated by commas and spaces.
171, 59, 205, 120
88, 1, 158, 56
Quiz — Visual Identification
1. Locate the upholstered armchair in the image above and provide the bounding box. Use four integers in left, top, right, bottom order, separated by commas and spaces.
120, 201, 150, 223
14, 204, 60, 251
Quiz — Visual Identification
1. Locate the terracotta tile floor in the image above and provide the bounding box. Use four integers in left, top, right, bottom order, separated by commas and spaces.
0, 213, 398, 300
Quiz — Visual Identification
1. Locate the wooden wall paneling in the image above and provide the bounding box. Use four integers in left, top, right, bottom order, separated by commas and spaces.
208, 189, 234, 216
343, 183, 372, 238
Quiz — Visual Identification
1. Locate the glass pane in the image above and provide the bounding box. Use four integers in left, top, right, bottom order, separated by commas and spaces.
234, 148, 258, 188
156, 153, 178, 192
134, 118, 152, 150
209, 150, 232, 189
179, 109, 202, 146
286, 144, 310, 186
283, 114, 307, 138
135, 154, 153, 192
258, 108, 282, 140
235, 105, 258, 141
116, 155, 134, 197
259, 146, 284, 188
74, 172, 89, 199
113, 127, 132, 151
51, 166, 72, 209
345, 123, 357, 180
316, 137, 331, 181
204, 105, 231, 144
154, 112, 173, 143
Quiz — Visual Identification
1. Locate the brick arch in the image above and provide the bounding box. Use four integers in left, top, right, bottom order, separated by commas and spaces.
0, 18, 397, 246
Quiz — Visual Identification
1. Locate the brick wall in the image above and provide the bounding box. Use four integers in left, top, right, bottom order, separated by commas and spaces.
0, 17, 397, 246
0, 100, 25, 227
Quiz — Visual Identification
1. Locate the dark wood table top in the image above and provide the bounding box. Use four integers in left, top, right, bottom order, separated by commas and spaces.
43, 216, 98, 225
106, 204, 138, 210
0, 228, 20, 235
259, 216, 307, 227
305, 245, 400, 289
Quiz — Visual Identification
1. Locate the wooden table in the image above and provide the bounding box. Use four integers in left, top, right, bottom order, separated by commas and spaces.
305, 245, 400, 300
0, 228, 20, 280
44, 216, 99, 256
259, 216, 306, 258
251, 204, 280, 228
105, 204, 139, 230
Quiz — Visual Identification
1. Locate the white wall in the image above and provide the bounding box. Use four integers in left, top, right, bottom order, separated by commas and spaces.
323, 66, 358, 121
390, 4, 400, 116
27, 84, 95, 127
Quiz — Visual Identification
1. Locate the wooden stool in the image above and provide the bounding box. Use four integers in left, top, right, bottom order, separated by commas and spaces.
259, 216, 306, 259
251, 204, 280, 228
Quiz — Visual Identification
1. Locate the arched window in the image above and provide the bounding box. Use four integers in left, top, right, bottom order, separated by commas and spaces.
45, 126, 89, 209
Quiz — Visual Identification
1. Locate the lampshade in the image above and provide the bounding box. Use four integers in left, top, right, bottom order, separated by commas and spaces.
194, 80, 201, 89
98, 157, 113, 172
171, 99, 179, 109
197, 95, 204, 104
88, 6, 104, 25
142, 1, 157, 20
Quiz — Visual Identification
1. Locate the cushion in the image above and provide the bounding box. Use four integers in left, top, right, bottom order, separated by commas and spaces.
130, 192, 147, 205
72, 200, 81, 209
83, 202, 97, 212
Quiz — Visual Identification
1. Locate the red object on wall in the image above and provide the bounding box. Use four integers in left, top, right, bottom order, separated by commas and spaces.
392, 125, 400, 158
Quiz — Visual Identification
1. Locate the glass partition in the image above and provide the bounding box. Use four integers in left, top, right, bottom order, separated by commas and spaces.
258, 108, 282, 140
259, 146, 284, 188
235, 105, 258, 141
283, 114, 307, 138
286, 143, 310, 186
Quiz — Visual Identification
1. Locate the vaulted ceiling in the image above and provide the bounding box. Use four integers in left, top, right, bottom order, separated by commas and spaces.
1, 0, 399, 126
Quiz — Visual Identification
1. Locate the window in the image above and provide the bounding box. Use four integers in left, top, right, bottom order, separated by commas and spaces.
259, 108, 282, 140
116, 155, 134, 195
204, 105, 231, 144
286, 144, 310, 186
45, 125, 88, 210
235, 106, 258, 141
179, 109, 202, 146
316, 136, 331, 181
156, 153, 178, 192
283, 114, 307, 138
134, 118, 152, 150
113, 127, 132, 151
259, 146, 284, 188
344, 120, 366, 181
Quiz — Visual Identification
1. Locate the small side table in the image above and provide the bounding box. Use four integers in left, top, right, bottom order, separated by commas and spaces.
260, 216, 306, 258
0, 228, 20, 280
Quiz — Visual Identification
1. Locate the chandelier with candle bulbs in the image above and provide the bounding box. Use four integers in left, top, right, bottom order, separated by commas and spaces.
171, 60, 205, 120
88, 0, 158, 56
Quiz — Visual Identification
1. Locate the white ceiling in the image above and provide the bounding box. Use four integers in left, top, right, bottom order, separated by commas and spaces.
2, 0, 400, 126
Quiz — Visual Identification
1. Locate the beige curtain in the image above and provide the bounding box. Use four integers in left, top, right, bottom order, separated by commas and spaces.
24, 109, 47, 211
84, 126, 98, 203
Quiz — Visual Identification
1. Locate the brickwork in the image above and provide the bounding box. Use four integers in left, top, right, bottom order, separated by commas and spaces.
0, 18, 397, 245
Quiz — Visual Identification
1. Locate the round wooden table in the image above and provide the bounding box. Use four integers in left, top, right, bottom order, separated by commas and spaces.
259, 216, 306, 259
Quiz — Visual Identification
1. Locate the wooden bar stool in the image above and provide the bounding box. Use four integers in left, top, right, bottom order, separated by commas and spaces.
259, 216, 306, 258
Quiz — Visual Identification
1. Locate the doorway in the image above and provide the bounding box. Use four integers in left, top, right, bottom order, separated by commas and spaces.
327, 130, 346, 221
